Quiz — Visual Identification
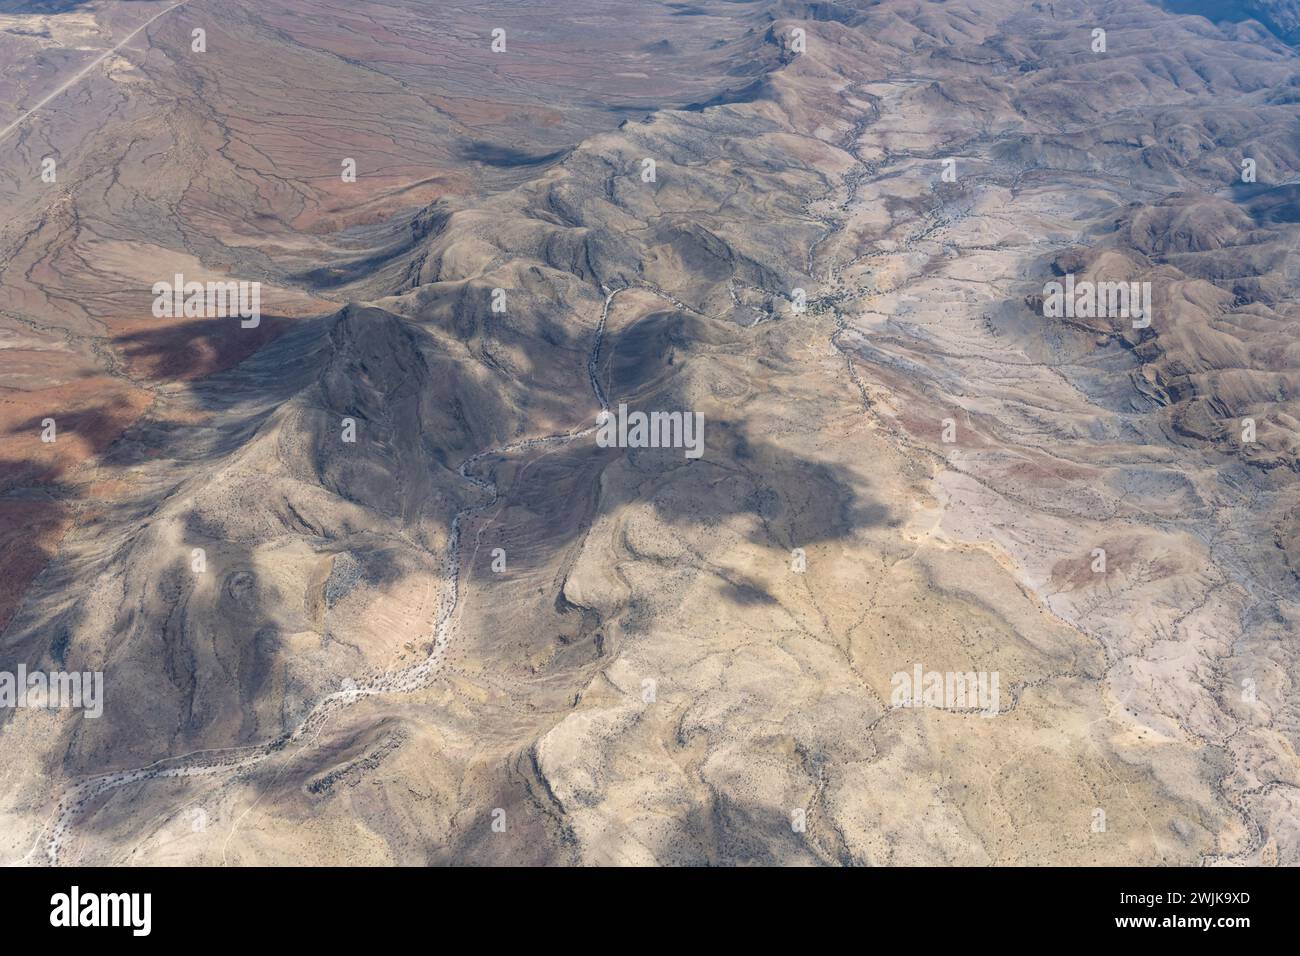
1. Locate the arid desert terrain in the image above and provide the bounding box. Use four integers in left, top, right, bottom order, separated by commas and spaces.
1, 0, 1298, 865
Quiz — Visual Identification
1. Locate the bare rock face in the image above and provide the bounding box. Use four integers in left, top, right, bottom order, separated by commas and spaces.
0, 0, 1298, 867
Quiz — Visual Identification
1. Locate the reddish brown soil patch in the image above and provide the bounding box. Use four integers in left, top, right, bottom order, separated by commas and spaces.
107, 314, 294, 382
0, 377, 153, 492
